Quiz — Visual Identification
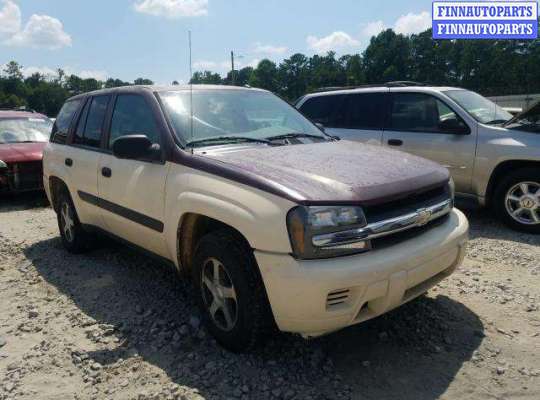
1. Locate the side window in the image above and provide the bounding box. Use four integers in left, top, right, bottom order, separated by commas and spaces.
299, 95, 345, 127
73, 99, 90, 145
51, 99, 81, 144
84, 96, 110, 148
109, 95, 160, 148
340, 93, 386, 130
389, 93, 468, 134
72, 95, 110, 148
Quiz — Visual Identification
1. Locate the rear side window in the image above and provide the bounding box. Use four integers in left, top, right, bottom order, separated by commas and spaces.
299, 95, 346, 127
51, 99, 81, 144
72, 95, 111, 148
109, 95, 160, 148
388, 93, 468, 134
340, 93, 386, 130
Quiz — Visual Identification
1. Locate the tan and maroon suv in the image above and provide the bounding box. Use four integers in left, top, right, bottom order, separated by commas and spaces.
43, 85, 468, 352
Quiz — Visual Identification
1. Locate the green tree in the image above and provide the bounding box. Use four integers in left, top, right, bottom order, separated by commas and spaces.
363, 29, 411, 83
3, 61, 24, 80
278, 53, 309, 100
249, 59, 279, 92
190, 71, 223, 84
134, 78, 154, 85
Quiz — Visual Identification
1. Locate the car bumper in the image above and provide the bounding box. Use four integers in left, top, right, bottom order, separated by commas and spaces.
0, 161, 44, 193
254, 208, 469, 337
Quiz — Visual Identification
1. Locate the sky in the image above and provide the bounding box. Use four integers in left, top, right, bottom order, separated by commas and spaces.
0, 0, 437, 84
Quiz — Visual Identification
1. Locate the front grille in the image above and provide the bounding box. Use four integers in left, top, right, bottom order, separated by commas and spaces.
364, 184, 450, 224
5, 161, 43, 191
371, 213, 449, 250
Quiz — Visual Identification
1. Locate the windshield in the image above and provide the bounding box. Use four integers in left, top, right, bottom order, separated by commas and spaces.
159, 89, 325, 146
444, 90, 513, 124
0, 117, 53, 144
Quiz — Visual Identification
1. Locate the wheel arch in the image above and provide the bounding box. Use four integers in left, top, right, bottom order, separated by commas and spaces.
48, 176, 69, 213
176, 213, 252, 277
485, 160, 540, 207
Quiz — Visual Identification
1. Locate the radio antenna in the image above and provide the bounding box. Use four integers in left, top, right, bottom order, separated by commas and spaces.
188, 30, 194, 153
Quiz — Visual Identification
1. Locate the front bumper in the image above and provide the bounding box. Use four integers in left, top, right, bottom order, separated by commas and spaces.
255, 208, 469, 337
0, 161, 44, 193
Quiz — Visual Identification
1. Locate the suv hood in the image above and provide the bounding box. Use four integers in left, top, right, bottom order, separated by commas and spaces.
0, 142, 46, 163
504, 100, 540, 131
198, 140, 449, 205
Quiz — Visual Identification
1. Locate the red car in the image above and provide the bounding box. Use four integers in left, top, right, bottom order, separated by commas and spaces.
0, 110, 53, 193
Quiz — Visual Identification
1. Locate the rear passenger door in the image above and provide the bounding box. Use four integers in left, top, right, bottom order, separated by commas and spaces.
331, 92, 387, 145
382, 92, 476, 192
298, 92, 387, 145
97, 94, 169, 258
64, 95, 111, 228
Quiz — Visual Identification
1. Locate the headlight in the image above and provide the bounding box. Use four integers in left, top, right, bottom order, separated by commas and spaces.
287, 205, 370, 259
0, 160, 6, 169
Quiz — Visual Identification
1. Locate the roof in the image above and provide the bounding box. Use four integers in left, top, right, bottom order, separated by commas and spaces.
68, 84, 267, 102
0, 110, 49, 119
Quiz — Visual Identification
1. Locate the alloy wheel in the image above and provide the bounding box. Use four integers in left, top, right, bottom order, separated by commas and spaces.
60, 201, 75, 243
505, 181, 540, 225
200, 257, 238, 331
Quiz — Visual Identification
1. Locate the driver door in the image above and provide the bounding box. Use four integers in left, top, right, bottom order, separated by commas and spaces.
382, 92, 476, 193
97, 93, 169, 257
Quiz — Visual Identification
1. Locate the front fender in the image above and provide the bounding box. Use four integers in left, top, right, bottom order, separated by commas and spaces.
164, 166, 296, 266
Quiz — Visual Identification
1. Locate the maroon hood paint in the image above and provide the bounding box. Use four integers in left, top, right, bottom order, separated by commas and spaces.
0, 142, 46, 163
194, 140, 450, 205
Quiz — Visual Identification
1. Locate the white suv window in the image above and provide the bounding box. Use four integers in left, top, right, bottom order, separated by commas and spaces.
109, 95, 160, 148
389, 93, 468, 134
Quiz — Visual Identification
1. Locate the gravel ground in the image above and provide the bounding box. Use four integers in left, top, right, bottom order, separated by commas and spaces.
0, 193, 539, 400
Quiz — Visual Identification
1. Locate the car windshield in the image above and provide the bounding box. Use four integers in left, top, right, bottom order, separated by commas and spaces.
444, 90, 513, 124
158, 89, 325, 147
0, 117, 52, 144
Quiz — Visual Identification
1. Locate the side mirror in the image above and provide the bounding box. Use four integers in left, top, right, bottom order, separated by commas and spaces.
112, 135, 159, 160
438, 118, 470, 135
315, 122, 326, 132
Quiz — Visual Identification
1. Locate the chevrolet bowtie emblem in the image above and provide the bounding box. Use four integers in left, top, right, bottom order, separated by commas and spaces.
415, 209, 432, 226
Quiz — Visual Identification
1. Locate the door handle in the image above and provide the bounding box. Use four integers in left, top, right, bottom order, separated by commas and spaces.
101, 167, 112, 178
388, 139, 403, 146
65, 158, 73, 167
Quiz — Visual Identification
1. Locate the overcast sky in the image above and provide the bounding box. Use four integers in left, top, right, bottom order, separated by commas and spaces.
0, 0, 435, 84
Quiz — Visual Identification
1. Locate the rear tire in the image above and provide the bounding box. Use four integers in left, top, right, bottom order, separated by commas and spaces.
192, 229, 274, 352
56, 188, 93, 253
493, 168, 540, 234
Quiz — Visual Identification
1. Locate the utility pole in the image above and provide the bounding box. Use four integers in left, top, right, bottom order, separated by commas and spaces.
231, 51, 235, 86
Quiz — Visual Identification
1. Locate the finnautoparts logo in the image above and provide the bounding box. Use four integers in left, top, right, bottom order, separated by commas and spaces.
433, 1, 538, 39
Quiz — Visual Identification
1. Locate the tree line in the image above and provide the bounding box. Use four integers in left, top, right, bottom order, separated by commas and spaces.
192, 28, 540, 101
0, 61, 155, 117
2, 27, 540, 117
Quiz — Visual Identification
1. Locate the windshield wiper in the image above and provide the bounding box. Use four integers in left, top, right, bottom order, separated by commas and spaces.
265, 132, 328, 141
186, 136, 274, 148
485, 119, 510, 125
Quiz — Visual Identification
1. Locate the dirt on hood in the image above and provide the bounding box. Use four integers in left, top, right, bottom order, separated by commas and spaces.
200, 140, 450, 205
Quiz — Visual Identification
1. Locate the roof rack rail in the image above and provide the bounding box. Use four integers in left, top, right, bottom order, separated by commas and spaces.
384, 81, 427, 87
311, 81, 428, 93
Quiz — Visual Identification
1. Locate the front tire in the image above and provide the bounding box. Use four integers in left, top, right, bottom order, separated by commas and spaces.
493, 168, 540, 234
57, 189, 93, 253
193, 230, 274, 352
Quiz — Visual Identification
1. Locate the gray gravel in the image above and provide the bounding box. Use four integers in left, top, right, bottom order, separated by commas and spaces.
0, 193, 539, 400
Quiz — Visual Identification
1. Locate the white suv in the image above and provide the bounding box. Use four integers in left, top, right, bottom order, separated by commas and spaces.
43, 85, 468, 351
297, 84, 540, 233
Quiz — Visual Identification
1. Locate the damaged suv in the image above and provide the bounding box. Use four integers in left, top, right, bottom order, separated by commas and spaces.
43, 85, 468, 351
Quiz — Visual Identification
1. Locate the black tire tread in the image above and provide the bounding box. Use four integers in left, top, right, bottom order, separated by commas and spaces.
57, 188, 93, 253
193, 229, 274, 352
